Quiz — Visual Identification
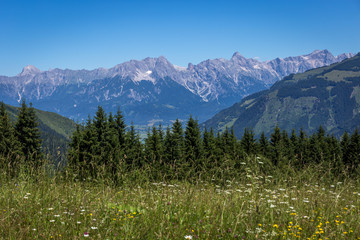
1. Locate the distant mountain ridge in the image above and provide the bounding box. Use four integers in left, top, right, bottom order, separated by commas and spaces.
202, 53, 360, 138
0, 50, 354, 124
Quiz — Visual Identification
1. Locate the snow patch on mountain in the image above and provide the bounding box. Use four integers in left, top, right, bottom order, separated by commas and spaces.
133, 70, 155, 83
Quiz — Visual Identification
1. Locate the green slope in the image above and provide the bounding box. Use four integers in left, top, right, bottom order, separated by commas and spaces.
4, 103, 77, 161
203, 53, 360, 138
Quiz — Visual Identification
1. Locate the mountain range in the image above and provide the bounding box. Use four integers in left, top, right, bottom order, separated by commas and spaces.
203, 53, 360, 138
0, 50, 354, 125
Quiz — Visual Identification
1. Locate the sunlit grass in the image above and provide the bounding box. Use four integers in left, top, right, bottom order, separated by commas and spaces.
0, 162, 360, 239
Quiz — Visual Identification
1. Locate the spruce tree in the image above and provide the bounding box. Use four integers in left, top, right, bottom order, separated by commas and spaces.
144, 126, 163, 164
348, 128, 360, 172
15, 100, 43, 165
297, 128, 308, 166
163, 126, 173, 166
107, 112, 122, 167
79, 116, 97, 176
171, 119, 184, 162
258, 132, 269, 157
340, 131, 350, 167
240, 128, 257, 156
0, 102, 21, 166
93, 106, 112, 165
184, 116, 202, 161
124, 124, 142, 168
269, 125, 283, 166
114, 108, 126, 149
202, 127, 218, 171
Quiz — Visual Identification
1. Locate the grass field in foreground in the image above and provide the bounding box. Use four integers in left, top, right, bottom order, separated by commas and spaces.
1, 170, 360, 240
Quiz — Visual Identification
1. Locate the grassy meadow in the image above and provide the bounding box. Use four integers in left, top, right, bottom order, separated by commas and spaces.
1, 161, 360, 240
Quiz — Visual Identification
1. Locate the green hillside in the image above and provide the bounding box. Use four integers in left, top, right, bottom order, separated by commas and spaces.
203, 53, 360, 138
4, 103, 77, 161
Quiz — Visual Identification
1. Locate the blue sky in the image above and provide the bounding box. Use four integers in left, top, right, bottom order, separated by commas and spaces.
1, 0, 359, 76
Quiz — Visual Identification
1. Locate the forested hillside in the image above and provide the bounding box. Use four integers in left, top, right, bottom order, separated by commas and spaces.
203, 53, 360, 138
2, 102, 76, 163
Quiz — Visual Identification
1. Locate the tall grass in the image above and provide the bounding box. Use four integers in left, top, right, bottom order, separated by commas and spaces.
0, 157, 360, 239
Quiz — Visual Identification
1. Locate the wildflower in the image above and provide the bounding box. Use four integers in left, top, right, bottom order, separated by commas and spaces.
54, 215, 60, 217
77, 221, 81, 224
48, 208, 54, 210
91, 226, 98, 230
84, 232, 89, 237
185, 235, 192, 240
50, 220, 55, 222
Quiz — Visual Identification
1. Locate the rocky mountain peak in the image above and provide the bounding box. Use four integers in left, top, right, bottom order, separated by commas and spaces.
308, 49, 333, 58
18, 65, 41, 76
154, 56, 175, 74
231, 52, 245, 60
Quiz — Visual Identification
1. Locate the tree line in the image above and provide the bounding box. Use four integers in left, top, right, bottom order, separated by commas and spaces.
1, 104, 360, 181
66, 106, 360, 181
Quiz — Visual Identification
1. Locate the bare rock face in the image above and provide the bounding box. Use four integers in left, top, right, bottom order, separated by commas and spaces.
0, 50, 354, 124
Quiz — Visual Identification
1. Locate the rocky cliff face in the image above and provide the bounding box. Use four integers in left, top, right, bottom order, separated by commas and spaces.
0, 50, 354, 124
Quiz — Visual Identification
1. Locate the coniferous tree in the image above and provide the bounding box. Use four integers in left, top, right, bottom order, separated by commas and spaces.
297, 128, 308, 166
15, 100, 43, 165
202, 127, 218, 172
114, 108, 126, 149
282, 129, 295, 163
348, 128, 360, 172
0, 102, 21, 167
171, 119, 184, 163
184, 116, 203, 172
258, 132, 269, 157
108, 112, 121, 157
309, 126, 329, 164
203, 127, 217, 158
326, 134, 342, 174
269, 125, 283, 166
288, 129, 299, 165
93, 106, 112, 166
240, 128, 257, 156
163, 126, 173, 166
144, 126, 163, 165
340, 131, 350, 168
124, 124, 142, 168
79, 116, 97, 176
